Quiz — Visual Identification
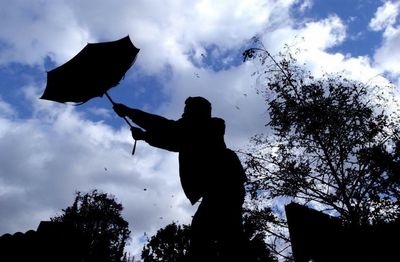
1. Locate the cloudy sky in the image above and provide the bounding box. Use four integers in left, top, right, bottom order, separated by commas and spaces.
1, 0, 400, 258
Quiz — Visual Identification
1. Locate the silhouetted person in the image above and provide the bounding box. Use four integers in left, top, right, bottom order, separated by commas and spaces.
114, 97, 246, 261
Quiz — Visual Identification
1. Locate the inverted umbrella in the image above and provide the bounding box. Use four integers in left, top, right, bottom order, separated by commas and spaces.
41, 35, 139, 104
41, 35, 140, 153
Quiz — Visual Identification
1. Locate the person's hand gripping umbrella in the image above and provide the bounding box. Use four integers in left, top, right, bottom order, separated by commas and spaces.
40, 35, 140, 154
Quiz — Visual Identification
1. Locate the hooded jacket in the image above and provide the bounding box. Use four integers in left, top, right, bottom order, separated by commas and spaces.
127, 108, 245, 205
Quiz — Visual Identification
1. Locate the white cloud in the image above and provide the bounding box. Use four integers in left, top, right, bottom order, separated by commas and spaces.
0, 0, 90, 67
368, 1, 400, 77
0, 0, 287, 74
0, 97, 17, 118
254, 13, 396, 88
373, 29, 400, 76
86, 107, 113, 119
298, 0, 313, 13
259, 15, 346, 57
369, 1, 400, 32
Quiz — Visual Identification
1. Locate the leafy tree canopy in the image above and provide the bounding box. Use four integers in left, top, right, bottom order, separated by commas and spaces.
141, 216, 278, 262
141, 222, 190, 262
243, 40, 400, 226
52, 189, 131, 262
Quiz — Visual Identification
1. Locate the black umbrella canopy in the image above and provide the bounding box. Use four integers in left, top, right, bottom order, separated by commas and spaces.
41, 35, 139, 104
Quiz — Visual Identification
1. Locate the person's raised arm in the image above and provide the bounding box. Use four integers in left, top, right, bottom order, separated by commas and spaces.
113, 103, 180, 152
113, 103, 172, 130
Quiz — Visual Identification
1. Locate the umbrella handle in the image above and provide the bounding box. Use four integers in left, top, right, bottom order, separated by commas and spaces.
132, 140, 137, 155
105, 92, 137, 155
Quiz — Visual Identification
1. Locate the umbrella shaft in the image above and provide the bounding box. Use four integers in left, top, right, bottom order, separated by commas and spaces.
105, 92, 133, 128
105, 92, 116, 105
105, 91, 136, 155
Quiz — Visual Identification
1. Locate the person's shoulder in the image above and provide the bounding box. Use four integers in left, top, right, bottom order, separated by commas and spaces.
210, 117, 225, 126
211, 117, 225, 124
210, 117, 225, 134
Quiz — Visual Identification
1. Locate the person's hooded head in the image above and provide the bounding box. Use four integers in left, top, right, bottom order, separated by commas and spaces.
182, 96, 212, 120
